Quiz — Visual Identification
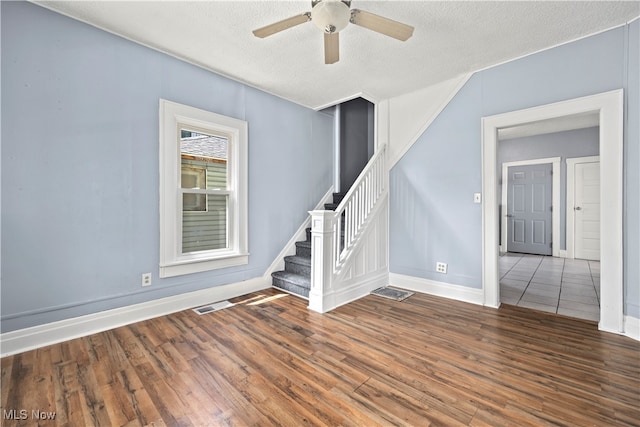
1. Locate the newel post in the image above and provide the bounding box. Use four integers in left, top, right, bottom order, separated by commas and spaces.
307, 210, 336, 313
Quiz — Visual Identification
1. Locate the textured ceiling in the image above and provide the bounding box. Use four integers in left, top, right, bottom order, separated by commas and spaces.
34, 1, 639, 109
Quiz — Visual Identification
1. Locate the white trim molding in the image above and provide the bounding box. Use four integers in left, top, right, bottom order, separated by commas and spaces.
624, 315, 640, 341
500, 157, 561, 257
389, 273, 484, 306
482, 89, 624, 334
0, 277, 270, 357
565, 156, 600, 259
325, 271, 389, 312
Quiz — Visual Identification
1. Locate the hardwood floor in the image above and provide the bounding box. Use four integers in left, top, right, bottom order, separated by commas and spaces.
2, 288, 639, 426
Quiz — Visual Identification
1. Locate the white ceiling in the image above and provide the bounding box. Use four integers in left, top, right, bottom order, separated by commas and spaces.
34, 1, 639, 110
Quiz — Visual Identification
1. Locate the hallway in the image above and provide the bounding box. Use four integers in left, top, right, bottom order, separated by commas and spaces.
499, 253, 600, 322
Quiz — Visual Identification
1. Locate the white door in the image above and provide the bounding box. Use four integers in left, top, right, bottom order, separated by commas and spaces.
574, 161, 600, 261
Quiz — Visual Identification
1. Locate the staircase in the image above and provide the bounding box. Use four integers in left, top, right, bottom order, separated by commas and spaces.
271, 192, 345, 298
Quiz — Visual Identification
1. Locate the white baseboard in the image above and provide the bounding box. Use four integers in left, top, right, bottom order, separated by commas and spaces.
333, 271, 389, 308
389, 273, 484, 306
309, 270, 388, 313
4, 272, 635, 358
624, 315, 640, 341
559, 250, 568, 258
0, 277, 270, 357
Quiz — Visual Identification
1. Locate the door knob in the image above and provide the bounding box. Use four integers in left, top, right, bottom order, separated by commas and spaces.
575, 206, 582, 211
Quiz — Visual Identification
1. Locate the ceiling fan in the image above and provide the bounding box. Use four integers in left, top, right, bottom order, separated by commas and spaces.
252, 0, 414, 64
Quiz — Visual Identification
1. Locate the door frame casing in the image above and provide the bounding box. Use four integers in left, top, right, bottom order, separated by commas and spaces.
566, 156, 600, 260
482, 89, 624, 334
500, 158, 561, 257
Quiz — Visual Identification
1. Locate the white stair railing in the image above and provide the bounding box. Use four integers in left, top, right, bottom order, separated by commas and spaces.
334, 145, 386, 270
308, 145, 387, 313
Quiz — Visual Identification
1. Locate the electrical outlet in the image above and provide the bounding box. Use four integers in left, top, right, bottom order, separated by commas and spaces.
142, 273, 152, 287
436, 262, 447, 274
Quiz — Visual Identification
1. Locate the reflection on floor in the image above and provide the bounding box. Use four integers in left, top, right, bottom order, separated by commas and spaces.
499, 253, 600, 322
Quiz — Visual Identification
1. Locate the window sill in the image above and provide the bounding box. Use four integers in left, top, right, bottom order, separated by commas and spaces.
159, 253, 249, 278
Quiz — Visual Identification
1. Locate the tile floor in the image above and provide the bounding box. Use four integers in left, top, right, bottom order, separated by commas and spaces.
499, 253, 600, 322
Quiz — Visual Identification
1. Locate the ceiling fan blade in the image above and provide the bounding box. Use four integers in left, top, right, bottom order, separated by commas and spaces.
350, 9, 414, 41
324, 32, 339, 64
253, 12, 311, 38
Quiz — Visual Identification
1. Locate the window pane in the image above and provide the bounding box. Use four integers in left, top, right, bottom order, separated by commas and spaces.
181, 165, 205, 190
180, 130, 228, 190
182, 192, 207, 212
182, 194, 228, 253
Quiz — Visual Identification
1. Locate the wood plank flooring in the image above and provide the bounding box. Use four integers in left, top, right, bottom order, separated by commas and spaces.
2, 288, 639, 426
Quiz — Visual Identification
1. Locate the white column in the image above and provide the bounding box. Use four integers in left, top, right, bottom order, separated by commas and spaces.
308, 210, 336, 313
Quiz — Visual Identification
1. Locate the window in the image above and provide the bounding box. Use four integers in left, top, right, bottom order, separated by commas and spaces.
181, 165, 207, 212
159, 99, 248, 278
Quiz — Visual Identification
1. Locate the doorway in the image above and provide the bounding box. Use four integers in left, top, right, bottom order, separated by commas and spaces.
482, 90, 624, 334
499, 151, 599, 321
338, 97, 375, 193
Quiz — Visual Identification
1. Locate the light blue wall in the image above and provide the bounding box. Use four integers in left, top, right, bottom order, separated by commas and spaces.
390, 22, 639, 319
389, 77, 483, 287
498, 127, 600, 251
0, 2, 334, 332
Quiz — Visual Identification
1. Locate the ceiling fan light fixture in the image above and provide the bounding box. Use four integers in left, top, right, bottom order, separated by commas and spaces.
252, 0, 414, 64
312, 0, 350, 33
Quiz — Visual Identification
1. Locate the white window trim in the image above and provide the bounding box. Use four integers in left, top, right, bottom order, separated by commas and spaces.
159, 99, 248, 278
